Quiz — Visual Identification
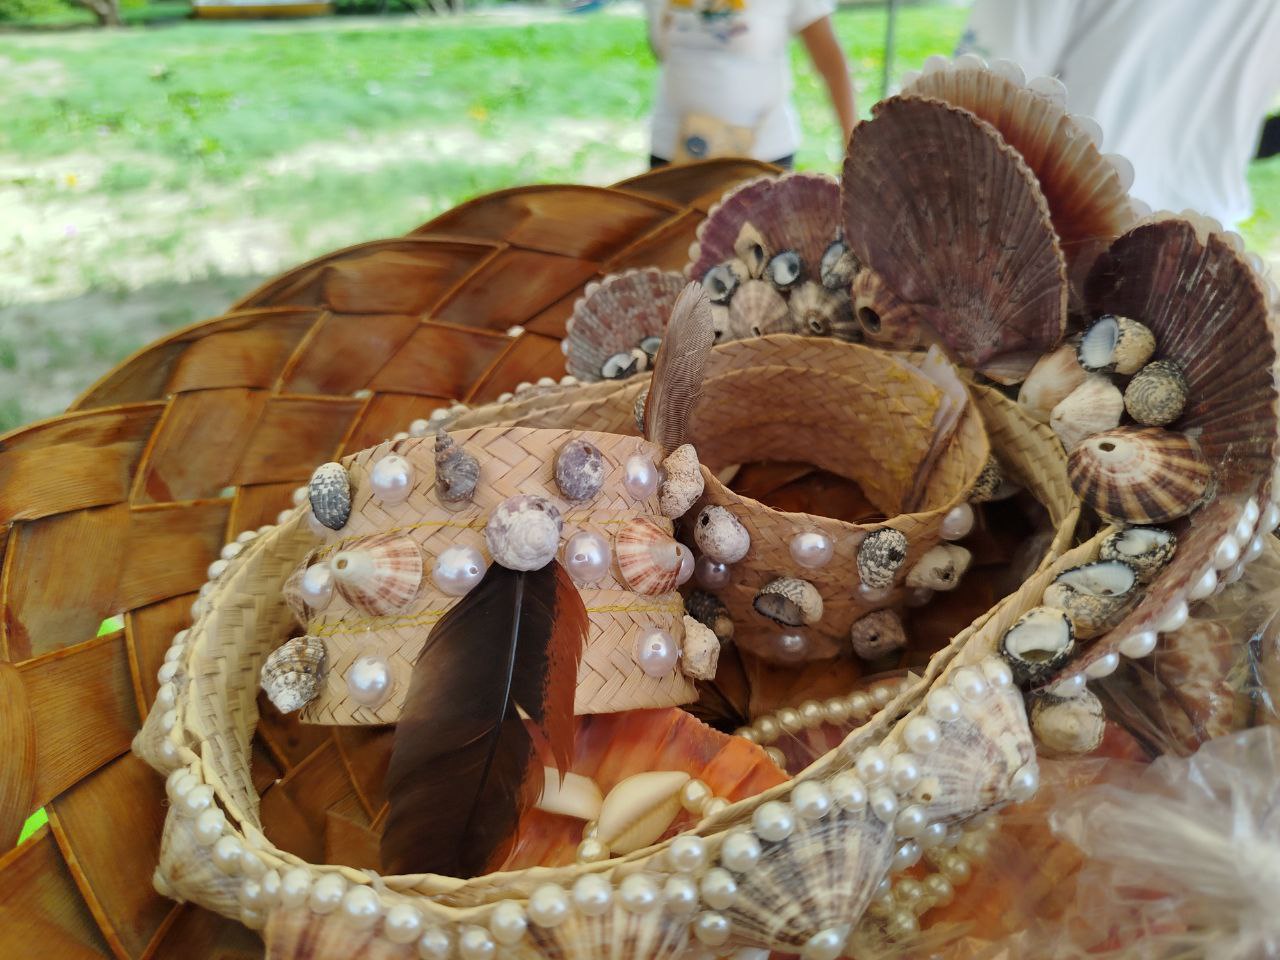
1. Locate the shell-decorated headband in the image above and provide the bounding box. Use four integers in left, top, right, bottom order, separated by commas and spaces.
131, 54, 1280, 960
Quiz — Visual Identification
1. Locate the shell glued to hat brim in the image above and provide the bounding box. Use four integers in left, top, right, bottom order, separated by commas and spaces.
564, 267, 686, 383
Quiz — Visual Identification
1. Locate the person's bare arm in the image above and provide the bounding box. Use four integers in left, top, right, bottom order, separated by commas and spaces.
800, 16, 856, 146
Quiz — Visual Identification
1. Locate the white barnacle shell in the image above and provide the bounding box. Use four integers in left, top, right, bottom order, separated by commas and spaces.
485, 495, 563, 571
694, 506, 750, 563
260, 637, 327, 714
753, 577, 823, 626
659, 444, 704, 519
554, 438, 606, 502
905, 544, 971, 591
857, 528, 908, 590
308, 462, 351, 530
849, 609, 906, 660
680, 615, 721, 681
1031, 689, 1105, 757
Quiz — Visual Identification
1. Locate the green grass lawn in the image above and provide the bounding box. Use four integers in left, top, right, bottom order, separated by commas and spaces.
0, 3, 1278, 434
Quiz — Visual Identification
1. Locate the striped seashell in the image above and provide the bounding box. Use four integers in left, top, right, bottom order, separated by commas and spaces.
787, 280, 856, 340
1124, 359, 1188, 427
1068, 427, 1211, 524
615, 518, 683, 596
328, 532, 424, 615
727, 279, 790, 340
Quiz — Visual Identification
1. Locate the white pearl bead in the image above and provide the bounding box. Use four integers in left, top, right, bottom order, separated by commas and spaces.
754, 716, 780, 743
891, 840, 922, 871
667, 835, 708, 872
830, 771, 868, 811
773, 630, 811, 662
680, 778, 712, 813
940, 852, 972, 884
291, 486, 309, 507
418, 927, 452, 960
764, 746, 787, 769
489, 901, 527, 944
345, 655, 392, 707
384, 904, 424, 943
951, 667, 988, 702
279, 868, 311, 908
871, 683, 895, 707
207, 558, 229, 580
719, 831, 762, 871
623, 454, 659, 500
562, 531, 612, 586
432, 545, 487, 596
903, 716, 941, 754
870, 786, 898, 822
408, 418, 431, 437
1158, 601, 1189, 633
1264, 502, 1280, 533
958, 831, 990, 861
776, 707, 802, 733
157, 739, 179, 764
240, 907, 266, 930
854, 746, 889, 784
194, 808, 225, 845
576, 838, 608, 863
636, 628, 679, 677
236, 530, 257, 543
694, 556, 732, 590
790, 531, 835, 569
894, 877, 925, 910
1188, 567, 1218, 600
370, 453, 414, 504
700, 867, 737, 909
167, 770, 196, 801
239, 849, 266, 879
676, 543, 695, 586
342, 886, 382, 928
221, 541, 243, 561
791, 781, 832, 820
802, 926, 850, 960
212, 835, 243, 875
571, 874, 613, 916
1245, 534, 1266, 564
846, 691, 874, 718
752, 801, 795, 842
940, 503, 975, 540
887, 907, 920, 938
889, 754, 921, 792
981, 658, 1013, 688
693, 911, 731, 946
924, 873, 954, 907
182, 784, 214, 815
308, 873, 346, 914
1119, 630, 1158, 658
155, 682, 178, 710
618, 874, 659, 913
926, 687, 963, 722
920, 821, 949, 849
1243, 497, 1261, 530
1085, 651, 1120, 678
1010, 762, 1040, 802
663, 875, 699, 916
1214, 536, 1241, 571
894, 805, 928, 838
1234, 512, 1255, 546
458, 926, 496, 960
527, 884, 570, 928
298, 563, 334, 610
1049, 674, 1085, 697
703, 796, 729, 819
798, 699, 824, 727
157, 661, 181, 686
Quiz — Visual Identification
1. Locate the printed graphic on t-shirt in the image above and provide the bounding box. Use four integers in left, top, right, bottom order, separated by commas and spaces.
667, 0, 749, 44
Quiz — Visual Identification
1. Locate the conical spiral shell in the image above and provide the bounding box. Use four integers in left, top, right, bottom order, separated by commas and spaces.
434, 430, 480, 504
1068, 427, 1211, 524
564, 269, 686, 383
329, 533, 424, 615
260, 636, 327, 714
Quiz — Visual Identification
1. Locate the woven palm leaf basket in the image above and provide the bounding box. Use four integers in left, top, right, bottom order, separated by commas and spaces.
4, 57, 1280, 960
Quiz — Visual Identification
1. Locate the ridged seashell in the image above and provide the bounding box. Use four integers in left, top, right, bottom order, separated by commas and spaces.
659, 444, 704, 519
848, 609, 906, 660
727, 279, 790, 339
1000, 605, 1075, 685
1098, 526, 1176, 582
633, 388, 648, 433
595, 770, 690, 855
260, 636, 327, 714
704, 260, 747, 303
564, 268, 685, 382
1031, 689, 1105, 757
969, 456, 1004, 503
1124, 359, 1188, 427
1042, 560, 1137, 639
1050, 375, 1124, 452
752, 577, 823, 626
485, 495, 563, 571
787, 280, 856, 340
434, 430, 480, 504
1018, 342, 1087, 422
554, 438, 606, 502
329, 533, 424, 615
1068, 427, 1211, 524
904, 543, 972, 591
850, 267, 924, 352
1077, 314, 1155, 375
535, 768, 602, 821
615, 518, 683, 595
686, 589, 734, 641
820, 237, 860, 290
843, 96, 1067, 379
856, 528, 908, 590
709, 303, 732, 342
307, 462, 351, 531
694, 506, 751, 563
765, 250, 802, 289
680, 615, 720, 681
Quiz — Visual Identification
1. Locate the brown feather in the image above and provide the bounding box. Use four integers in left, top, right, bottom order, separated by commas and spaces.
644, 281, 714, 456
380, 560, 587, 878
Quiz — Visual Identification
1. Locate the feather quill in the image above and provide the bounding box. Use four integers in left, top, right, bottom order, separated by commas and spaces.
644, 281, 715, 456
380, 560, 588, 878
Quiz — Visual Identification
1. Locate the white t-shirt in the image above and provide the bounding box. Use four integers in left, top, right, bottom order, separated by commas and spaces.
647, 0, 835, 162
957, 0, 1280, 229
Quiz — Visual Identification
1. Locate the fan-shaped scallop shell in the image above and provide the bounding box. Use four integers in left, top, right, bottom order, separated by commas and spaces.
260, 636, 327, 714
307, 461, 351, 531
842, 95, 1067, 380
1068, 427, 1211, 524
615, 518, 683, 596
328, 532, 424, 615
564, 269, 686, 382
788, 280, 856, 340
726, 279, 790, 340
687, 172, 841, 287
1097, 526, 1176, 582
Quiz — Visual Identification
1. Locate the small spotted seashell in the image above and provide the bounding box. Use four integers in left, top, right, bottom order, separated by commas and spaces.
1098, 526, 1176, 582
905, 543, 971, 591
330, 533, 424, 615
260, 636, 327, 714
694, 506, 750, 563
680, 615, 720, 681
1042, 560, 1136, 639
659, 444, 704, 519
554, 438, 606, 502
601, 351, 639, 380
615, 518, 683, 596
753, 577, 823, 626
308, 462, 351, 531
1031, 689, 1105, 757
820, 238, 859, 290
434, 430, 480, 504
633, 388, 649, 433
848, 609, 906, 660
969, 456, 1004, 503
686, 590, 734, 641
765, 250, 802, 289
1124, 359, 1188, 427
704, 260, 746, 304
857, 528, 908, 590
1068, 427, 1210, 524
1000, 606, 1075, 686
485, 495, 563, 571
1050, 375, 1123, 452
1077, 314, 1155, 375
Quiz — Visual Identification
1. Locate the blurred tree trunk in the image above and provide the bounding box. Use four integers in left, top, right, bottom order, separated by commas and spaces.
71, 0, 121, 24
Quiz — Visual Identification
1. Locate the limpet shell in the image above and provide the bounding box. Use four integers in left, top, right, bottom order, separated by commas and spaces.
485, 495, 563, 571
848, 609, 906, 660
1098, 526, 1176, 582
1077, 314, 1155, 375
694, 506, 751, 563
904, 544, 971, 591
1042, 560, 1137, 639
659, 444, 704, 519
1031, 689, 1105, 757
554, 438, 606, 502
260, 636, 327, 714
329, 533, 424, 616
1068, 427, 1210, 524
857, 528, 908, 590
615, 518, 683, 595
788, 281, 854, 339
434, 430, 480, 504
728, 280, 790, 339
680, 615, 721, 681
687, 589, 734, 642
1000, 605, 1075, 686
595, 771, 690, 855
753, 577, 823, 627
1124, 359, 1188, 427
308, 462, 351, 531
1050, 375, 1123, 452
